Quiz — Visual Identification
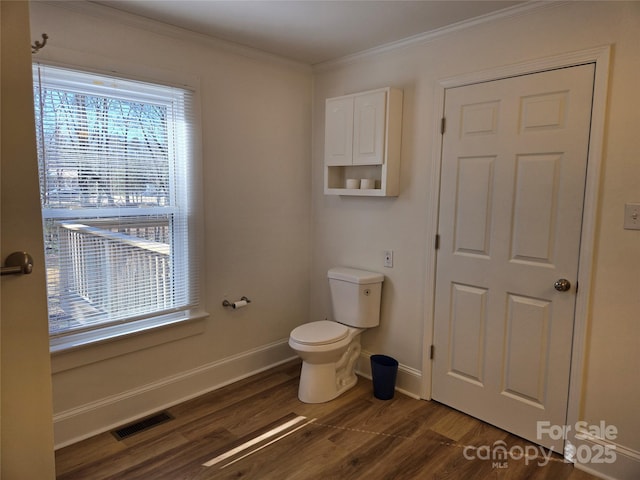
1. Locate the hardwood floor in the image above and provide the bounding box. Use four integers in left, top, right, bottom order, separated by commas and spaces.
56, 361, 599, 479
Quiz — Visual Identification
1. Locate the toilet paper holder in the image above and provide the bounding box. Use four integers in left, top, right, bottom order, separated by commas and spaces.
222, 296, 251, 309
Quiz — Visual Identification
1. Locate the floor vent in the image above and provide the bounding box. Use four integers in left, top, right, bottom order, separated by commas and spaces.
111, 411, 174, 440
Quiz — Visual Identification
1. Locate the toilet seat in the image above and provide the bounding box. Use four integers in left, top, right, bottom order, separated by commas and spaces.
290, 321, 349, 346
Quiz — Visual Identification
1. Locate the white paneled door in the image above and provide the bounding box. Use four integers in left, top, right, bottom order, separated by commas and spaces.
432, 64, 595, 453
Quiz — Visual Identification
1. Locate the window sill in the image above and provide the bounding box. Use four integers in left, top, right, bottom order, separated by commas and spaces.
50, 310, 209, 373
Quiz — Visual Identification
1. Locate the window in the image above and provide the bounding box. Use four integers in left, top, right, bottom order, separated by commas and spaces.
33, 64, 198, 340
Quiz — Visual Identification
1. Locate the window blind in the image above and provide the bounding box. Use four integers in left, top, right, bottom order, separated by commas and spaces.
33, 63, 197, 336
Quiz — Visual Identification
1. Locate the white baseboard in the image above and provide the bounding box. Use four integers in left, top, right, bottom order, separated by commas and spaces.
53, 339, 296, 449
571, 431, 640, 480
357, 350, 422, 400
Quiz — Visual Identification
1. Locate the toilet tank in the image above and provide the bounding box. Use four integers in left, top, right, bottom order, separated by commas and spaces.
328, 267, 384, 328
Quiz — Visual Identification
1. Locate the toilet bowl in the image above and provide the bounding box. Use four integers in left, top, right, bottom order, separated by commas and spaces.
289, 267, 384, 403
289, 320, 363, 403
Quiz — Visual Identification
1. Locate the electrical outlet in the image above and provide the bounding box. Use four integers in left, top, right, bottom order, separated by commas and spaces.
383, 250, 393, 268
624, 203, 640, 230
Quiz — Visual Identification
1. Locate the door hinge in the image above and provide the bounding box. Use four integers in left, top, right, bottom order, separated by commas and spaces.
430, 344, 435, 360
575, 281, 579, 293
441, 117, 446, 134
435, 234, 440, 250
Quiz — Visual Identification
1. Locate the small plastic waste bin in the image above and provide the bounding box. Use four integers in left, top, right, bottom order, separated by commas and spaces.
370, 354, 398, 400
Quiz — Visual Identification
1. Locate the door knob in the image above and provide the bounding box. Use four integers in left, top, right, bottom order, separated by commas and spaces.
554, 278, 571, 292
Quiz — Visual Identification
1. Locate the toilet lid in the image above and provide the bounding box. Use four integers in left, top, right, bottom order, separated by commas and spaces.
290, 321, 349, 346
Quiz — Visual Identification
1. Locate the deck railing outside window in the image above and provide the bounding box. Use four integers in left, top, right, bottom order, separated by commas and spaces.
48, 219, 173, 334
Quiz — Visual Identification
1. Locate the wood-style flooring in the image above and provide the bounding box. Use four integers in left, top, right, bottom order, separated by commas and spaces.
56, 360, 599, 479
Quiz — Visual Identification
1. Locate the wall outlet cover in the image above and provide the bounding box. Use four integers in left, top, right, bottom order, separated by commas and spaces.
384, 250, 393, 268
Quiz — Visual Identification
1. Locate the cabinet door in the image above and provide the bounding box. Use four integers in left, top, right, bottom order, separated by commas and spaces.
325, 97, 354, 165
353, 90, 386, 165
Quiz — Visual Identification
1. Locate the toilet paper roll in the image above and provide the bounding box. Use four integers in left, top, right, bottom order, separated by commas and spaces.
346, 178, 359, 189
360, 178, 376, 189
232, 300, 248, 309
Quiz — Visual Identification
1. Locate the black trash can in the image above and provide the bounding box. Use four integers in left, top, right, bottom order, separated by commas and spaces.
370, 354, 398, 400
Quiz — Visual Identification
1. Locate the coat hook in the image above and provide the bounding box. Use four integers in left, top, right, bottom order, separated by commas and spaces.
32, 33, 48, 54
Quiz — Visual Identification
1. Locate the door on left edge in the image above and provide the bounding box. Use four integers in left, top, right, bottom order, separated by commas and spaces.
1, 1, 56, 477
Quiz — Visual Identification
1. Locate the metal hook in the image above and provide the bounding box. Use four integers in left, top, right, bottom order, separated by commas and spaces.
32, 33, 48, 54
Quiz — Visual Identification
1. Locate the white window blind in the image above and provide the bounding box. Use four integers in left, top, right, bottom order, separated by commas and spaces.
33, 63, 197, 337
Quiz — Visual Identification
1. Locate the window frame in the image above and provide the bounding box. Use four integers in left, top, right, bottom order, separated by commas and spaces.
32, 61, 205, 354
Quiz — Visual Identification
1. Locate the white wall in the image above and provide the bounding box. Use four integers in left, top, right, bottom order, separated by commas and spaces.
311, 2, 639, 479
29, 1, 312, 446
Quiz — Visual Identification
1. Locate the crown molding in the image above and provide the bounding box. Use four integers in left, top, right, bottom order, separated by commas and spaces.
313, 1, 568, 72
34, 1, 566, 74
34, 0, 312, 73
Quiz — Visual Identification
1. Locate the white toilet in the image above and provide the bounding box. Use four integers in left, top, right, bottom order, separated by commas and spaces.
289, 267, 384, 403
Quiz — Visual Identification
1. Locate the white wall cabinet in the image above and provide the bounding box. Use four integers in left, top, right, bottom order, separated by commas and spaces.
325, 96, 354, 166
324, 87, 403, 196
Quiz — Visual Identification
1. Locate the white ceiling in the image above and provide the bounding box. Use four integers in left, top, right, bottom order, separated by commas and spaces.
92, 1, 525, 65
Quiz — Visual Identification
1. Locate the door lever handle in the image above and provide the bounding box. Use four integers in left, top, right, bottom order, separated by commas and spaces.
1, 252, 34, 276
